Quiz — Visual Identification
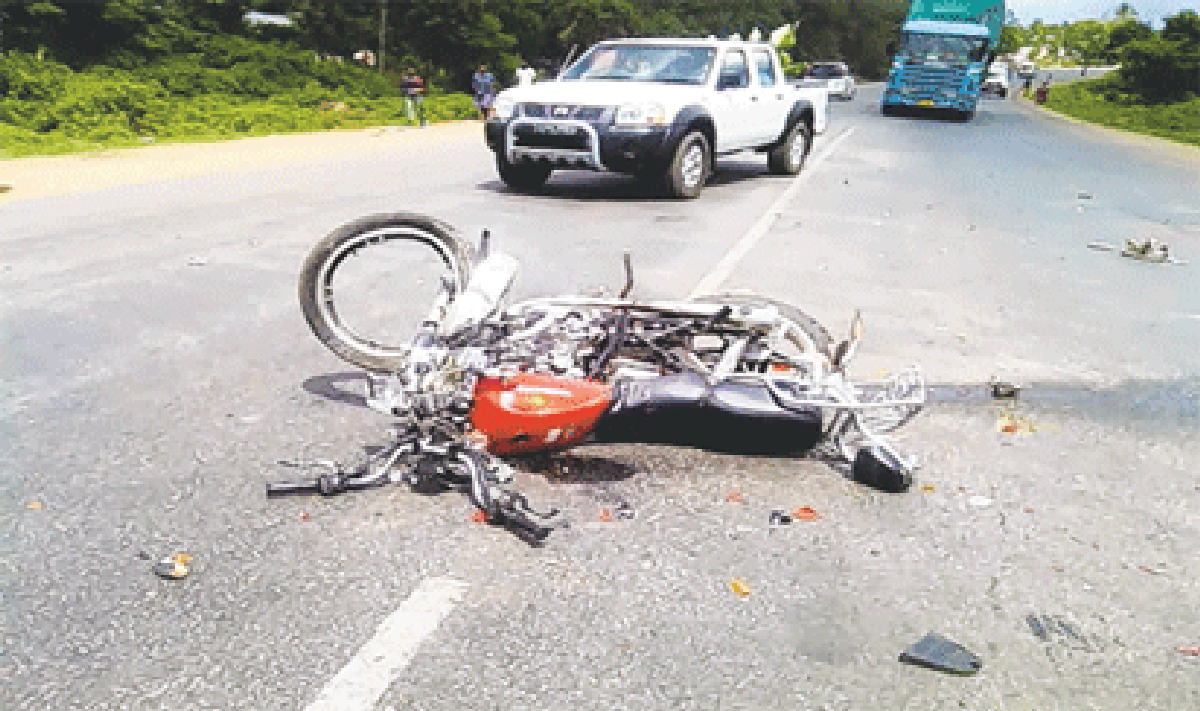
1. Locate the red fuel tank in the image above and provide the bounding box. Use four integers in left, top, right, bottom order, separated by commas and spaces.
470, 373, 613, 455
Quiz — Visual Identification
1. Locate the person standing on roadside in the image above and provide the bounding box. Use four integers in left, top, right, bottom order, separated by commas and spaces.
399, 67, 426, 126
472, 64, 497, 119
515, 60, 537, 87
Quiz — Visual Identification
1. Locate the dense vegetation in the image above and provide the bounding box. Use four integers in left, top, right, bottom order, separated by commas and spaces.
0, 0, 911, 159
1021, 7, 1200, 148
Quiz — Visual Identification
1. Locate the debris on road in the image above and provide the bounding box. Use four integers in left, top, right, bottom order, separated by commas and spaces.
299, 511, 312, 523
792, 506, 821, 522
598, 508, 614, 523
471, 509, 488, 523
0, 185, 12, 194
899, 632, 982, 675
1120, 238, 1187, 265
730, 578, 752, 598
24, 500, 43, 510
1088, 241, 1117, 251
997, 411, 1035, 435
152, 552, 193, 580
1078, 191, 1093, 200
989, 379, 1020, 399
725, 492, 745, 504
1178, 646, 1200, 657
769, 510, 792, 525
1026, 614, 1051, 641
968, 495, 994, 509
187, 256, 208, 267
615, 502, 635, 520
919, 484, 936, 493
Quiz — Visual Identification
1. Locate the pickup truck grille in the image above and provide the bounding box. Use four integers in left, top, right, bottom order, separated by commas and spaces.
519, 104, 608, 122
512, 124, 591, 150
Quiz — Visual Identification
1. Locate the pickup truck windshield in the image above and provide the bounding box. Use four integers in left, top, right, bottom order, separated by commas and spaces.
560, 45, 717, 85
896, 32, 988, 65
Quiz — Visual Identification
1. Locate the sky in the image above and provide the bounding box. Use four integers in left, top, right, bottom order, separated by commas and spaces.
1007, 0, 1197, 26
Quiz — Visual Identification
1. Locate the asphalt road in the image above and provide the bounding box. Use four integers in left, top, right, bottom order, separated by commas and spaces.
3, 86, 1199, 711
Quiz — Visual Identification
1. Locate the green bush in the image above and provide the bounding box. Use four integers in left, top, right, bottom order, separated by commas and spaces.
1043, 77, 1200, 147
0, 39, 481, 160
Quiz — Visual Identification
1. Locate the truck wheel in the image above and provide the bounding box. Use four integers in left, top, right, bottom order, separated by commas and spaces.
497, 154, 552, 192
662, 131, 710, 199
767, 121, 811, 175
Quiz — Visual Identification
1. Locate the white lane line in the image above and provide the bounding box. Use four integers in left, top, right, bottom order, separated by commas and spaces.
306, 577, 469, 711
688, 126, 857, 299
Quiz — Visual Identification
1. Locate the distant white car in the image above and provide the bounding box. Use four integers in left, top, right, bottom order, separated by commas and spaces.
792, 62, 855, 100
982, 61, 1009, 97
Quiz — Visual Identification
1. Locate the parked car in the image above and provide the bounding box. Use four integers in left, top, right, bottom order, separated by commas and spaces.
792, 62, 855, 100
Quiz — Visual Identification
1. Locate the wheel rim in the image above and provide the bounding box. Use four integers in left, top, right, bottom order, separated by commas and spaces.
681, 141, 706, 190
789, 129, 807, 169
314, 226, 465, 361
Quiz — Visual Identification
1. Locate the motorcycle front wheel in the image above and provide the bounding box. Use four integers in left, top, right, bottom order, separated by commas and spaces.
298, 213, 475, 372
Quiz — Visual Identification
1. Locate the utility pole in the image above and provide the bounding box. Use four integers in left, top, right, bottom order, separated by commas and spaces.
379, 0, 387, 71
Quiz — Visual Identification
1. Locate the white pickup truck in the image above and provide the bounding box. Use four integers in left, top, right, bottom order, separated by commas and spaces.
484, 38, 828, 198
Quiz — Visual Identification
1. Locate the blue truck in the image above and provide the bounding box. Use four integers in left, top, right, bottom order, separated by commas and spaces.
880, 0, 1006, 119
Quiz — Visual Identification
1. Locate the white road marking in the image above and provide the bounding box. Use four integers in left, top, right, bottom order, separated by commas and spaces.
306, 577, 469, 711
688, 127, 857, 299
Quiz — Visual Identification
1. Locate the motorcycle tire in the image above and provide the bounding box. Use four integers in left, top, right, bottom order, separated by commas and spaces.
298, 213, 475, 372
688, 292, 834, 359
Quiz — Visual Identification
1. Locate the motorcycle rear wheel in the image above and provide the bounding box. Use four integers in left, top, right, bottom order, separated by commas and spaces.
298, 213, 475, 372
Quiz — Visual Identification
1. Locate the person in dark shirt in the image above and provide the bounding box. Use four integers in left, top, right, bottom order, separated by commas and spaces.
399, 67, 426, 126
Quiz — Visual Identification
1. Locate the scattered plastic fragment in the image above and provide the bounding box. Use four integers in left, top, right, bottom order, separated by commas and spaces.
470, 509, 488, 523
187, 256, 208, 267
598, 509, 614, 523
730, 578, 752, 597
968, 495, 994, 509
1138, 565, 1165, 575
792, 506, 821, 522
1121, 238, 1187, 265
299, 512, 312, 522
1023, 506, 1035, 514
0, 185, 12, 194
1088, 241, 1117, 251
615, 502, 635, 520
1026, 614, 1051, 641
899, 632, 982, 675
996, 411, 1035, 434
769, 510, 792, 525
153, 552, 193, 580
1178, 646, 1200, 657
919, 484, 936, 494
1078, 191, 1092, 200
24, 500, 43, 510
725, 492, 745, 503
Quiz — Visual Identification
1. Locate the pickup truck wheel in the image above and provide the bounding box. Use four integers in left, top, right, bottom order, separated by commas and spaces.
663, 131, 710, 199
497, 155, 552, 192
767, 121, 811, 175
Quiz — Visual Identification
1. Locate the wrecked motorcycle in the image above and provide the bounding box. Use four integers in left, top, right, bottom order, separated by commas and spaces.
268, 213, 926, 543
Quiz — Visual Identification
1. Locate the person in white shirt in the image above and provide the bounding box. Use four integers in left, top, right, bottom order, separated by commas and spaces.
515, 61, 537, 87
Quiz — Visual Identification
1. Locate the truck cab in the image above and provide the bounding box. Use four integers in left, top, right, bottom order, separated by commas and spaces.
880, 1, 1005, 120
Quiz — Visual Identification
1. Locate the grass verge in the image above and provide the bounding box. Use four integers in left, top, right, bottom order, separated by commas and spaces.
1041, 78, 1200, 148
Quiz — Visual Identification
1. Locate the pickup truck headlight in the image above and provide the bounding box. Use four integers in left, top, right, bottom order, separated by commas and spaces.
615, 102, 667, 127
493, 96, 516, 120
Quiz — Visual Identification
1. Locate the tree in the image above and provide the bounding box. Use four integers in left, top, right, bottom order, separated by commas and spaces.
1105, 17, 1152, 61
1162, 9, 1200, 47
1067, 19, 1109, 66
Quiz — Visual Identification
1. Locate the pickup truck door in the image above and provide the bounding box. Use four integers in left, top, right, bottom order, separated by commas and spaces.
709, 48, 754, 151
749, 48, 789, 145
